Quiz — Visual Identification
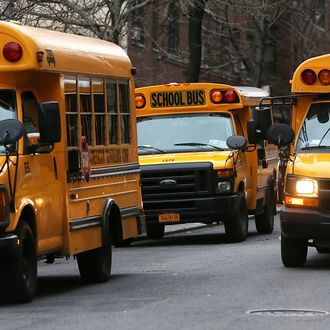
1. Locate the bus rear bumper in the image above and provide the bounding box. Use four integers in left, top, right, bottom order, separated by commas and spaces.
0, 233, 19, 261
144, 194, 238, 225
281, 206, 330, 239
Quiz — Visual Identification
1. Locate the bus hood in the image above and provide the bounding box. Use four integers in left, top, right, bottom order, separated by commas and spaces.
288, 152, 330, 178
139, 150, 233, 169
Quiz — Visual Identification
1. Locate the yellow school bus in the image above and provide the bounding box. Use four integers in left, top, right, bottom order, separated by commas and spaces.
0, 21, 144, 302
267, 54, 330, 267
135, 83, 277, 241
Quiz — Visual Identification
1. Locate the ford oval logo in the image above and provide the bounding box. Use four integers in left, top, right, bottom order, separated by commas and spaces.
160, 179, 177, 186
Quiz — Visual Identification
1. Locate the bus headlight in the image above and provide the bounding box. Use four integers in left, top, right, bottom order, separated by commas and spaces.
296, 179, 318, 196
217, 181, 231, 193
284, 176, 319, 207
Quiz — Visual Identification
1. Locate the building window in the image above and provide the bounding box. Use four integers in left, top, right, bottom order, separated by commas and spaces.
167, 0, 180, 55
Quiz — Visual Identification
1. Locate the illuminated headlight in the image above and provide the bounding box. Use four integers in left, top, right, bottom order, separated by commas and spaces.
295, 179, 318, 197
217, 181, 231, 193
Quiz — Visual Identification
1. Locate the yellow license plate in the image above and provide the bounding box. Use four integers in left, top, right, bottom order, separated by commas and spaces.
158, 213, 180, 223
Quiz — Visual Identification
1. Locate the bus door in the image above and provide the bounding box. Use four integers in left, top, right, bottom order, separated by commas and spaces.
19, 89, 64, 253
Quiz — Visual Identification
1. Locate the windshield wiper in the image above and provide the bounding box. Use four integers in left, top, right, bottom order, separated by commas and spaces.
138, 145, 166, 153
174, 142, 224, 151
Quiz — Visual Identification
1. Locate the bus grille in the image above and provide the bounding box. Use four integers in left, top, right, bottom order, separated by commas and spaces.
140, 162, 214, 207
319, 179, 330, 212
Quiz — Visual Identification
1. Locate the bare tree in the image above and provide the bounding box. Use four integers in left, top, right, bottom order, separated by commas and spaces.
1, 0, 153, 46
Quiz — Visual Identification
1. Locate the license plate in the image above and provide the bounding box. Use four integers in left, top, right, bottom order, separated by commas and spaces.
158, 213, 180, 223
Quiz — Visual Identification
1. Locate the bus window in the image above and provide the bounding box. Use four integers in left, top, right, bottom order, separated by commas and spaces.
93, 78, 106, 146
65, 76, 78, 147
22, 91, 39, 134
79, 77, 93, 145
106, 80, 118, 144
119, 81, 131, 144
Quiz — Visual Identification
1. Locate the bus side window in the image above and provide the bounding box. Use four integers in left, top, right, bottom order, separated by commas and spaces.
22, 91, 40, 149
234, 113, 244, 136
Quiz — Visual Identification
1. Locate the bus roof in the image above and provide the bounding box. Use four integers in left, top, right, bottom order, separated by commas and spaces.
291, 53, 330, 93
0, 21, 132, 77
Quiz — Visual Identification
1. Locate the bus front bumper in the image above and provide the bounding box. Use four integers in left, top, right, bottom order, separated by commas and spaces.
143, 194, 238, 225
0, 233, 19, 261
281, 206, 330, 239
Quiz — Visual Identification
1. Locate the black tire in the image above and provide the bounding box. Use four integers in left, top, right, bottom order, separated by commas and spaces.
255, 188, 275, 234
0, 221, 37, 303
77, 234, 112, 284
281, 234, 308, 267
224, 191, 248, 242
114, 238, 134, 247
146, 222, 165, 239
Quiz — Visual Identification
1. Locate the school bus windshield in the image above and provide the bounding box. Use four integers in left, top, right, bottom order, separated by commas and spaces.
137, 113, 234, 154
296, 102, 330, 151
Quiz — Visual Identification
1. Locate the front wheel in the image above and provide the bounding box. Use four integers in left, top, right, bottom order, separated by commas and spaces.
224, 191, 248, 242
281, 234, 308, 267
255, 188, 275, 234
77, 234, 112, 284
0, 221, 37, 303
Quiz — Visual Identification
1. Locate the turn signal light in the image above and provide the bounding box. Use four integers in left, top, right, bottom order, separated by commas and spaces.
210, 90, 222, 103
301, 69, 317, 85
3, 42, 23, 62
135, 94, 146, 109
318, 69, 330, 85
284, 196, 319, 208
0, 191, 8, 223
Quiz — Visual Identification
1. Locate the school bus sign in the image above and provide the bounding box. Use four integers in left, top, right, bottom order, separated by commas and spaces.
150, 90, 206, 108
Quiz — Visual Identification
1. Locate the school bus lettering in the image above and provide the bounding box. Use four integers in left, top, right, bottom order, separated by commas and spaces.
151, 90, 205, 108
0, 21, 144, 303
136, 82, 277, 242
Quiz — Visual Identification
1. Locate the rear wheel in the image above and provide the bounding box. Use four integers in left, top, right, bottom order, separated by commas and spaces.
146, 222, 165, 239
255, 188, 275, 234
281, 234, 308, 267
0, 221, 37, 303
77, 231, 111, 283
224, 191, 248, 242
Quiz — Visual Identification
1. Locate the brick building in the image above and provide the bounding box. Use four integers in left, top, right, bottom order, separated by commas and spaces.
127, 0, 330, 95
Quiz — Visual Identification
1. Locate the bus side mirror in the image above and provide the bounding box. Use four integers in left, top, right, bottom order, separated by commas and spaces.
39, 102, 61, 143
226, 135, 247, 151
267, 123, 295, 147
254, 106, 272, 140
0, 119, 24, 146
247, 120, 262, 144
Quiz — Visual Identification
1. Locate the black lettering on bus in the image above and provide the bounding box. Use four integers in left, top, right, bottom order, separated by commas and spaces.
157, 93, 163, 107
151, 93, 158, 107
198, 90, 205, 104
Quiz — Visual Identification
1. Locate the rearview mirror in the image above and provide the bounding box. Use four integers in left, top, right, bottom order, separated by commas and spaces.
39, 101, 61, 143
226, 135, 247, 151
267, 123, 295, 147
0, 119, 24, 146
254, 106, 273, 140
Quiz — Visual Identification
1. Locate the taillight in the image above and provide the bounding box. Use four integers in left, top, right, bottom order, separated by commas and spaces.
210, 89, 239, 104
318, 69, 330, 85
224, 90, 238, 103
135, 94, 146, 109
3, 42, 23, 62
301, 69, 317, 85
